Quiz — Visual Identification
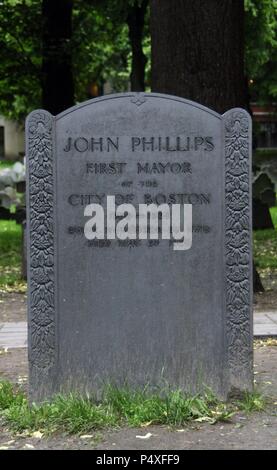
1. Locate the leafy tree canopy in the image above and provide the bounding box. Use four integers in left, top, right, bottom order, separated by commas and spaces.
245, 0, 277, 102
0, 0, 275, 122
0, 0, 41, 120
0, 0, 134, 121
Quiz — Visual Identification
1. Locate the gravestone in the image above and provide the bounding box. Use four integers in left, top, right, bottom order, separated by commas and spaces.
26, 93, 253, 401
253, 172, 275, 207
253, 172, 275, 229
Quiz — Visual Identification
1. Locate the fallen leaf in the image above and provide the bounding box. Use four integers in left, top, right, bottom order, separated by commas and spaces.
136, 432, 153, 440
80, 435, 94, 439
31, 431, 43, 439
23, 443, 35, 450
0, 446, 9, 450
18, 376, 28, 384
194, 417, 215, 423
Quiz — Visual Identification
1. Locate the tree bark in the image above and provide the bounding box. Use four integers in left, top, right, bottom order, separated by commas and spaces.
151, 0, 247, 113
253, 263, 264, 293
127, 0, 148, 92
150, 0, 263, 292
42, 0, 74, 115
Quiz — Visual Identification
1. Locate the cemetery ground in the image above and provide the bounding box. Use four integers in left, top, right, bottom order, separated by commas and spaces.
0, 211, 277, 450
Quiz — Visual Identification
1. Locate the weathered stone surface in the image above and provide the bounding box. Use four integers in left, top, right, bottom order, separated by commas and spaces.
26, 93, 253, 401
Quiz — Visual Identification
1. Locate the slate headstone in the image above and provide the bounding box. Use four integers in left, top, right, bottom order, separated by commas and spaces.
253, 172, 275, 207
26, 93, 253, 401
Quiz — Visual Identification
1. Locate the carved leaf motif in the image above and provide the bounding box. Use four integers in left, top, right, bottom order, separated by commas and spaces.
224, 110, 252, 388
27, 111, 55, 370
130, 93, 147, 106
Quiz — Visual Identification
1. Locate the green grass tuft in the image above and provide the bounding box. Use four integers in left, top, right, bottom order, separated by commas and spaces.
0, 381, 242, 435
236, 390, 266, 413
270, 206, 277, 229
253, 207, 277, 270
0, 160, 15, 170
0, 220, 26, 292
0, 381, 25, 410
103, 386, 232, 426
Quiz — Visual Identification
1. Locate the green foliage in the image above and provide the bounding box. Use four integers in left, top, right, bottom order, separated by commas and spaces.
245, 0, 277, 102
0, 380, 236, 435
0, 380, 267, 435
0, 380, 25, 410
3, 394, 118, 434
72, 1, 131, 101
236, 390, 266, 413
0, 0, 42, 120
0, 220, 26, 292
253, 207, 277, 270
270, 206, 277, 228
104, 386, 232, 427
0, 1, 151, 121
0, 161, 15, 170
254, 149, 277, 166
0, 0, 275, 121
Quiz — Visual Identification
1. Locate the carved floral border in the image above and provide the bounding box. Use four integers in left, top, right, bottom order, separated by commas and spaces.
27, 111, 55, 371
224, 109, 253, 391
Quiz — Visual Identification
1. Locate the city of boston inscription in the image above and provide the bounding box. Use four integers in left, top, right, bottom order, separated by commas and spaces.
26, 93, 253, 401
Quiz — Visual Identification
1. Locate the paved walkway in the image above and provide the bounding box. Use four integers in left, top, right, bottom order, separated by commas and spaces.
0, 322, 27, 349
254, 311, 277, 337
0, 312, 277, 349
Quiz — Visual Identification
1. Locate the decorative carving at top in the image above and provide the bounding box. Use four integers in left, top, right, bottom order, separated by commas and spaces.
131, 93, 147, 107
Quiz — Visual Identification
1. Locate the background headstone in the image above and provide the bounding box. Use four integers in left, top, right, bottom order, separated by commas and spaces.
253, 171, 275, 230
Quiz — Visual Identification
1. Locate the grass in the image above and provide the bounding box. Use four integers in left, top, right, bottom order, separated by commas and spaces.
0, 160, 15, 170
253, 206, 277, 270
0, 220, 26, 293
0, 380, 266, 436
270, 206, 277, 228
254, 148, 277, 165
0, 159, 26, 290
235, 390, 266, 414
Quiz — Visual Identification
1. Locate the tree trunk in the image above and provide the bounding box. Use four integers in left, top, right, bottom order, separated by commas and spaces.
150, 0, 263, 292
151, 0, 247, 113
42, 0, 74, 115
127, 0, 148, 92
253, 263, 264, 293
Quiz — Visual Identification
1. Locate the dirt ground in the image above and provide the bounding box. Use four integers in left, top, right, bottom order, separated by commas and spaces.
254, 271, 277, 311
0, 293, 27, 322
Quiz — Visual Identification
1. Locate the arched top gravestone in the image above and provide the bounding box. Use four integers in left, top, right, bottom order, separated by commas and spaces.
26, 93, 253, 401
